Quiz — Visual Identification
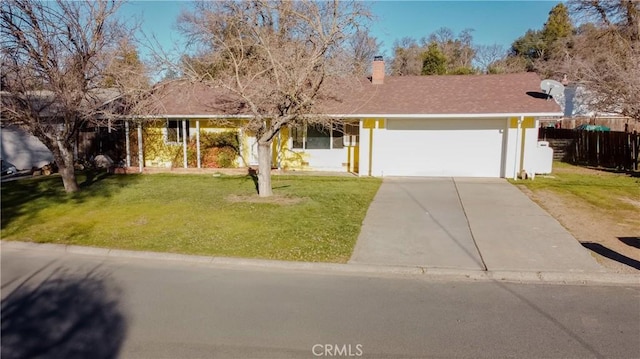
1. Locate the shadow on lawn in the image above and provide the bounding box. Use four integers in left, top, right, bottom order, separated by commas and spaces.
247, 167, 259, 194
1, 266, 128, 359
618, 237, 640, 249
0, 170, 141, 229
582, 242, 640, 271
81, 169, 112, 188
584, 166, 640, 178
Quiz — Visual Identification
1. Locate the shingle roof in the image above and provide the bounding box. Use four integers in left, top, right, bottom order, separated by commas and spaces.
151, 72, 561, 117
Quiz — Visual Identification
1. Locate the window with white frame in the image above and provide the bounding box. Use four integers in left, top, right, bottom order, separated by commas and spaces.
165, 120, 189, 144
290, 122, 347, 150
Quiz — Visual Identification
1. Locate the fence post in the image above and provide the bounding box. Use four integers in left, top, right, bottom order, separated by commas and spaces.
596, 131, 600, 166
633, 131, 640, 171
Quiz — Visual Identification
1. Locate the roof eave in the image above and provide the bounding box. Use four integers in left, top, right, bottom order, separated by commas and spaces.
327, 112, 563, 119
124, 112, 563, 120
127, 114, 254, 120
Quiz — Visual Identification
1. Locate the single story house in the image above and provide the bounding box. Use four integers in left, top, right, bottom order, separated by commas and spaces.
1, 89, 124, 170
1, 125, 54, 170
126, 59, 561, 179
540, 85, 637, 132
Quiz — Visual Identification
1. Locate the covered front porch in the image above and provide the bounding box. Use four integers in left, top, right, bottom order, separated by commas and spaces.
121, 118, 361, 175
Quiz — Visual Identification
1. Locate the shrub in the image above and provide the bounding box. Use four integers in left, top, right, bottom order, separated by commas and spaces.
173, 131, 240, 168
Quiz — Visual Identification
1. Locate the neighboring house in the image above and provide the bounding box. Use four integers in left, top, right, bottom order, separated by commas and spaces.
547, 85, 637, 132
0, 125, 53, 170
126, 59, 561, 178
0, 89, 125, 170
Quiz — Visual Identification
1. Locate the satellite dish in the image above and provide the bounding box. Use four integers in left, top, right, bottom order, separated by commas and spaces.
540, 79, 565, 100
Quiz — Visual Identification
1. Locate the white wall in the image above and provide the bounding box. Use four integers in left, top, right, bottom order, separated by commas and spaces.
503, 118, 540, 179
301, 148, 348, 171
521, 122, 540, 175
504, 126, 518, 179
358, 120, 374, 176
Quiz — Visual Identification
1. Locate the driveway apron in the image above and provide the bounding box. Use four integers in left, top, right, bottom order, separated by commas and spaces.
349, 178, 485, 270
350, 177, 604, 273
454, 178, 604, 272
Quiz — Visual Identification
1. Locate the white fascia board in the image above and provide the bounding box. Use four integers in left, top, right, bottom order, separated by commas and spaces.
326, 112, 563, 119
124, 112, 563, 121
131, 114, 254, 120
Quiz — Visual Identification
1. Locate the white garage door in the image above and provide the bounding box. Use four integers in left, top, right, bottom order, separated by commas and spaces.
373, 118, 506, 177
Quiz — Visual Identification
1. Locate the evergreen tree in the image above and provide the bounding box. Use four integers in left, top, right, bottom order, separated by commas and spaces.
542, 3, 573, 45
511, 29, 546, 60
421, 43, 447, 75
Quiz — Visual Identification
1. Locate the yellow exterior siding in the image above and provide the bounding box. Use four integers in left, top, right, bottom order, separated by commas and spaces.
276, 127, 311, 170
140, 119, 360, 173
509, 117, 535, 128
363, 118, 385, 129
508, 116, 536, 173
142, 121, 178, 168
142, 118, 242, 168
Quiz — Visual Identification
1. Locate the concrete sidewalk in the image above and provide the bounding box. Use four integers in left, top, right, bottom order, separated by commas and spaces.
350, 177, 605, 273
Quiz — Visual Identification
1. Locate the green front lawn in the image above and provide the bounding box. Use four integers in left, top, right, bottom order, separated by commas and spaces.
510, 162, 640, 225
1, 173, 381, 263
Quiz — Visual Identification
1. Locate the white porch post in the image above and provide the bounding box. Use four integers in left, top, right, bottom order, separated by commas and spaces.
125, 120, 131, 167
182, 120, 188, 168
137, 122, 144, 173
196, 120, 201, 168
513, 116, 524, 180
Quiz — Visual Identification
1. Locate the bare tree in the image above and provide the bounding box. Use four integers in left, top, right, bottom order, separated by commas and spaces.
570, 0, 639, 41
391, 28, 478, 75
1, 0, 135, 192
389, 37, 422, 75
484, 55, 528, 74
565, 0, 640, 121
474, 44, 506, 73
427, 27, 476, 72
104, 39, 151, 101
425, 27, 454, 47
177, 0, 370, 197
347, 28, 381, 76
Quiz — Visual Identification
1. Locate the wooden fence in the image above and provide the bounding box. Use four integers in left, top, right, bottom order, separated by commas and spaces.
539, 128, 640, 171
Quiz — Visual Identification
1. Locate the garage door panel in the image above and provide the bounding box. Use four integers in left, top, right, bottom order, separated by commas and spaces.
375, 119, 505, 177
387, 118, 504, 131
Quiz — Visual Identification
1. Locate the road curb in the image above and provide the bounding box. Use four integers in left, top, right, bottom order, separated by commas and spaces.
2, 241, 638, 286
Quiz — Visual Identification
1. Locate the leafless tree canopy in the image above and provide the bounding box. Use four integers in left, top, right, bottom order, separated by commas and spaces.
565, 0, 640, 121
177, 0, 370, 196
390, 37, 422, 76
1, 0, 133, 192
474, 44, 507, 74
390, 28, 477, 76
347, 28, 381, 76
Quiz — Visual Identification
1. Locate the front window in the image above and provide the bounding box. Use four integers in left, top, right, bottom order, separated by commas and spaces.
292, 125, 304, 149
306, 124, 331, 149
166, 120, 189, 144
290, 122, 351, 150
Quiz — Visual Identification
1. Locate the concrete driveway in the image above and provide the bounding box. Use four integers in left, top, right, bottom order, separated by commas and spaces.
350, 178, 605, 273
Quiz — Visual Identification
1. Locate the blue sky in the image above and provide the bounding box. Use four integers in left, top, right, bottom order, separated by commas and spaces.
120, 1, 559, 60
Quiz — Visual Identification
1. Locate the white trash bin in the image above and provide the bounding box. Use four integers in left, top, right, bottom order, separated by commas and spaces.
535, 141, 554, 174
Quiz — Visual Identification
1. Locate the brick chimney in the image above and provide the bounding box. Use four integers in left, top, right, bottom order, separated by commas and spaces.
371, 56, 384, 85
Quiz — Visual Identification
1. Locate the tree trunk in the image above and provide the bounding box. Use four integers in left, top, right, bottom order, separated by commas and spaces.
257, 141, 273, 197
54, 140, 80, 193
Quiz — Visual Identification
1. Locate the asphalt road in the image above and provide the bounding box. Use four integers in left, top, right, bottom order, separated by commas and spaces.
2, 247, 639, 359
